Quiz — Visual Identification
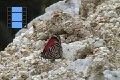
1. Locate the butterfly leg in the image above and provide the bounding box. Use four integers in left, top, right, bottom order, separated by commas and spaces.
50, 59, 55, 62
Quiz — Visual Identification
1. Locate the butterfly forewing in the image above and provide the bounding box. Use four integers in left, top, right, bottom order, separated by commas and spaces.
45, 38, 57, 52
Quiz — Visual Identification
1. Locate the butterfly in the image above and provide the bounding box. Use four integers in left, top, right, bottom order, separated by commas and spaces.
41, 34, 63, 62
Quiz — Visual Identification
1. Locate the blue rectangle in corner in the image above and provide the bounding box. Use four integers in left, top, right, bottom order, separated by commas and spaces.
12, 22, 22, 28
12, 13, 22, 21
12, 7, 22, 12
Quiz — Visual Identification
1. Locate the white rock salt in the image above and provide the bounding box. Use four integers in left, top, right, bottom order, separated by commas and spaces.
115, 22, 120, 27
52, 67, 67, 76
40, 72, 48, 79
35, 40, 44, 50
67, 57, 93, 74
62, 41, 86, 61
103, 70, 120, 80
104, 11, 118, 18
117, 17, 120, 22
110, 18, 117, 23
87, 38, 96, 44
94, 39, 104, 48
22, 37, 30, 44
13, 36, 22, 44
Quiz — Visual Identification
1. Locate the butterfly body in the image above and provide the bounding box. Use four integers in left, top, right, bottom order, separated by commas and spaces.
41, 34, 63, 62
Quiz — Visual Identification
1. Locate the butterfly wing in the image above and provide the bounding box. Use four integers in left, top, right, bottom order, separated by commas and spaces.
41, 34, 62, 59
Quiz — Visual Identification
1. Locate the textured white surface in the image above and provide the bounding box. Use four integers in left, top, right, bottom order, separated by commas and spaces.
62, 41, 86, 61
1, 0, 120, 80
15, 0, 81, 37
103, 70, 120, 80
67, 57, 93, 74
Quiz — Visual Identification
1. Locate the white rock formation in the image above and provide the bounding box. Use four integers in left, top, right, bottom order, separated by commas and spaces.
0, 0, 120, 80
62, 41, 86, 61
67, 57, 93, 74
15, 0, 81, 37
103, 70, 120, 80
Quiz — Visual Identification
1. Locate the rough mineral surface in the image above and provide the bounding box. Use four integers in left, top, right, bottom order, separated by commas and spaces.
0, 0, 120, 80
